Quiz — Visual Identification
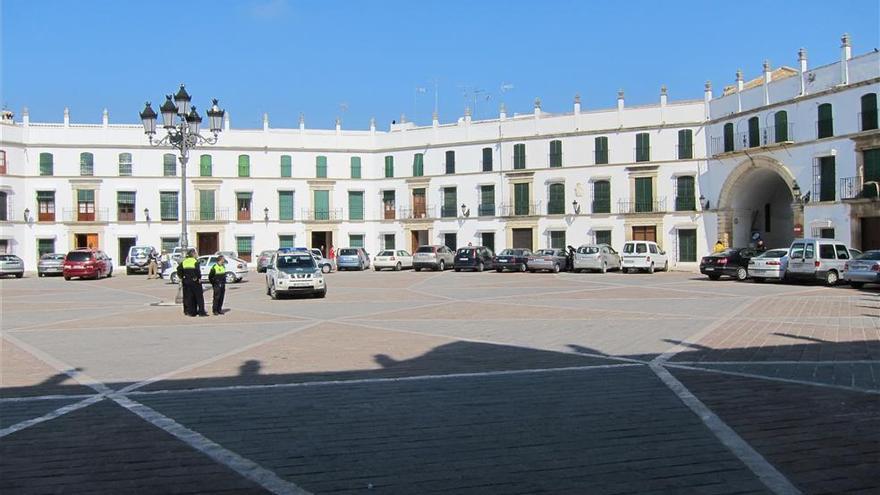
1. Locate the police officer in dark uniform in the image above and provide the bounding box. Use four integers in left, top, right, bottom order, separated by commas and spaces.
177, 249, 208, 317
208, 255, 228, 315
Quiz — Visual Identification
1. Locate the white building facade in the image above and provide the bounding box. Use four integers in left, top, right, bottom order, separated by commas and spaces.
1, 37, 878, 271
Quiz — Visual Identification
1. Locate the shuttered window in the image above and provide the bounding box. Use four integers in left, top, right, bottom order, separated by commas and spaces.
238, 155, 250, 177
594, 137, 608, 164
861, 93, 878, 131
117, 191, 135, 221
445, 151, 455, 174
819, 156, 836, 202
723, 123, 734, 152
384, 156, 394, 178
549, 140, 562, 167
163, 153, 176, 176
200, 154, 212, 177
635, 133, 650, 162
348, 191, 364, 220
199, 190, 215, 220
513, 143, 526, 169
774, 111, 789, 142
161, 237, 179, 253
280, 155, 292, 177
635, 177, 653, 212
675, 176, 696, 211
349, 235, 364, 248
39, 153, 54, 176
279, 235, 295, 248
592, 181, 610, 214
313, 190, 329, 220
865, 148, 880, 182
678, 229, 697, 262
479, 185, 495, 216
547, 183, 565, 214
236, 237, 253, 262
817, 103, 833, 138
350, 157, 361, 178
677, 130, 693, 159
482, 147, 493, 171
595, 230, 611, 246
160, 192, 178, 221
748, 117, 760, 147
278, 191, 294, 221
514, 183, 529, 215
550, 231, 565, 249
80, 152, 94, 176
118, 153, 132, 176
38, 238, 55, 257
316, 156, 328, 178
412, 153, 424, 177
442, 187, 457, 217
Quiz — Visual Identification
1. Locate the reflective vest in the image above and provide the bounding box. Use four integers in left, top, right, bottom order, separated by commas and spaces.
181, 257, 198, 268
212, 264, 226, 275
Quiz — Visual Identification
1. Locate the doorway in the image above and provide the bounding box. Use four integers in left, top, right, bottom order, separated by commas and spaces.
481, 232, 495, 252
512, 228, 533, 250
311, 231, 332, 255
75, 233, 99, 250
443, 233, 457, 251
632, 226, 657, 242
863, 217, 880, 250
197, 232, 219, 256
118, 237, 136, 264
410, 230, 428, 252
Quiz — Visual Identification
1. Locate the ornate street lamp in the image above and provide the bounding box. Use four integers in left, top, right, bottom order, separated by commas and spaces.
139, 85, 224, 249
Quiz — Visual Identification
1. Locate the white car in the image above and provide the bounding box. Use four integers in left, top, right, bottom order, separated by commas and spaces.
310, 249, 336, 273
621, 241, 668, 274
164, 255, 248, 284
266, 251, 327, 299
572, 244, 621, 273
373, 250, 413, 271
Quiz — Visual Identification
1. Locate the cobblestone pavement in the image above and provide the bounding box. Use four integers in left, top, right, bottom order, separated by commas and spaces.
1, 269, 878, 494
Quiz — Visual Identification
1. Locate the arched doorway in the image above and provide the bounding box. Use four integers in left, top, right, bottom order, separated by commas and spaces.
717, 157, 799, 248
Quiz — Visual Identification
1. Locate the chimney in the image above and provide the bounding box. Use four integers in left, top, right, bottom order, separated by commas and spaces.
735, 69, 744, 112
464, 106, 471, 124
533, 97, 541, 119
704, 81, 712, 120
299, 113, 305, 133
798, 48, 808, 96
22, 107, 29, 127
102, 108, 109, 127
660, 85, 668, 107
762, 60, 771, 105
432, 111, 439, 128
617, 89, 624, 125
573, 94, 581, 115
263, 112, 269, 131
369, 117, 376, 135
335, 117, 341, 135
63, 107, 70, 127
224, 112, 230, 132
840, 33, 851, 85
499, 102, 507, 121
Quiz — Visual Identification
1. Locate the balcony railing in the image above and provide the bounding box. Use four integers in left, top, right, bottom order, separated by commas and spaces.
591, 200, 611, 214
674, 196, 697, 211
237, 208, 251, 221
398, 205, 435, 220
477, 204, 496, 216
440, 205, 458, 218
187, 208, 230, 222
301, 208, 343, 221
383, 202, 396, 220
710, 123, 796, 155
499, 201, 541, 217
840, 176, 880, 200
63, 208, 110, 222
617, 198, 666, 214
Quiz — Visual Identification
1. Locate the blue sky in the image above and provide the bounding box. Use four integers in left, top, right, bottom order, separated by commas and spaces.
2, 0, 878, 129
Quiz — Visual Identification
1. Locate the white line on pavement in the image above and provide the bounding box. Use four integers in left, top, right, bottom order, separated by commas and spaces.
0, 393, 99, 403
0, 395, 105, 438
671, 359, 880, 365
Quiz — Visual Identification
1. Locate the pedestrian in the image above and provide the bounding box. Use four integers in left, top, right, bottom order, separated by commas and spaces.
147, 249, 158, 279
328, 244, 336, 260
177, 249, 208, 317
713, 239, 725, 253
208, 255, 227, 315
756, 239, 766, 252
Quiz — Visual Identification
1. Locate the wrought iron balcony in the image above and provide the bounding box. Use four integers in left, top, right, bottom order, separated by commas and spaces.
617, 198, 667, 214
186, 208, 230, 222
398, 205, 435, 220
591, 200, 611, 214
674, 196, 697, 211
499, 201, 541, 217
477, 204, 496, 217
440, 205, 458, 218
710, 123, 795, 155
62, 208, 110, 223
301, 208, 343, 221
840, 176, 880, 200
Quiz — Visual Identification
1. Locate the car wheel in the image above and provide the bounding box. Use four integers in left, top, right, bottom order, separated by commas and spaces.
15, 273, 23, 279
322, 264, 331, 274
708, 274, 721, 281
825, 270, 839, 286
170, 272, 180, 284
415, 267, 421, 272
600, 262, 607, 274
269, 284, 279, 300
553, 263, 560, 273
394, 262, 402, 271
316, 288, 327, 298
126, 268, 133, 275
225, 272, 237, 284
648, 263, 654, 274
438, 260, 445, 271
454, 268, 461, 272
736, 267, 748, 281
496, 268, 503, 273
519, 263, 527, 273
850, 281, 865, 289
622, 268, 628, 274
663, 261, 669, 272
107, 268, 113, 278
477, 262, 484, 272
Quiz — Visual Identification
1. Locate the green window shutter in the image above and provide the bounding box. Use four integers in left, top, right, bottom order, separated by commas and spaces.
199, 190, 215, 220
678, 229, 697, 262
445, 151, 455, 174
864, 148, 880, 182
279, 191, 294, 220
594, 137, 608, 164
635, 177, 653, 212
774, 111, 789, 142
514, 183, 529, 215
384, 156, 394, 178
200, 154, 212, 177
349, 234, 364, 248
549, 140, 562, 167
479, 185, 495, 216
482, 147, 493, 171
314, 190, 329, 220
548, 183, 565, 214
161, 237, 180, 252
635, 133, 650, 162
413, 153, 424, 176
351, 157, 361, 178
280, 155, 292, 177
279, 235, 295, 248
348, 191, 364, 220
676, 176, 696, 211
442, 187, 457, 217
748, 117, 760, 147
37, 238, 55, 256
595, 230, 611, 246
316, 156, 327, 178
592, 181, 610, 213
550, 231, 565, 249
723, 123, 735, 152
117, 191, 136, 204
39, 153, 54, 176
677, 130, 693, 159
80, 152, 94, 176
819, 156, 836, 201
513, 144, 526, 169
818, 103, 833, 138
861, 93, 878, 131
118, 153, 132, 176
238, 155, 250, 177
163, 154, 176, 176
236, 237, 253, 258
77, 189, 95, 202
160, 192, 178, 221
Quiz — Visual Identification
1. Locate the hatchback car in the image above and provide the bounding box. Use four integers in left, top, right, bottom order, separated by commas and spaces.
747, 249, 789, 282
493, 248, 532, 272
336, 247, 371, 271
38, 253, 66, 277
63, 249, 113, 280
572, 244, 621, 273
256, 250, 276, 273
786, 238, 852, 285
843, 250, 880, 289
527, 249, 568, 273
700, 247, 757, 281
621, 241, 668, 274
0, 254, 24, 278
453, 246, 494, 272
413, 245, 455, 271
310, 248, 336, 273
165, 255, 248, 284
266, 251, 326, 299
374, 250, 413, 271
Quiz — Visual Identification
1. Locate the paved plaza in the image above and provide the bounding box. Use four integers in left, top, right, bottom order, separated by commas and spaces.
1, 269, 878, 494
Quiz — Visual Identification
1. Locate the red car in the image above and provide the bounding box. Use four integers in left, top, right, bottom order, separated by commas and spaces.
63, 249, 114, 280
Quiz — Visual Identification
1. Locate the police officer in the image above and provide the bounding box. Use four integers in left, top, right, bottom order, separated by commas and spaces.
177, 249, 208, 317
208, 255, 228, 315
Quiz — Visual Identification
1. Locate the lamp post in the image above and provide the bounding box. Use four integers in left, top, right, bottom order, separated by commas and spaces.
140, 85, 224, 250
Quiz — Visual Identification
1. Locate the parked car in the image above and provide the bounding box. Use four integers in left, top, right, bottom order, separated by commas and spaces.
170, 246, 187, 263
786, 238, 853, 285
374, 250, 413, 271
747, 249, 790, 282
453, 246, 494, 272
164, 255, 248, 284
216, 250, 239, 260
125, 245, 157, 275
256, 250, 276, 273
843, 250, 880, 289
265, 251, 326, 299
37, 253, 66, 277
572, 244, 621, 273
336, 247, 371, 271
700, 247, 757, 281
621, 241, 668, 274
310, 248, 336, 273
0, 254, 24, 278
63, 249, 113, 280
493, 248, 532, 272
413, 245, 455, 271
527, 248, 569, 273
849, 248, 862, 259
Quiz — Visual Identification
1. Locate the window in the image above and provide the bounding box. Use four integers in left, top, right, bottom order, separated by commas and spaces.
820, 229, 835, 240
443, 233, 457, 251
632, 226, 657, 242
592, 181, 610, 214
0, 192, 6, 221
383, 234, 395, 250
0, 150, 6, 175
236, 237, 253, 262
819, 244, 835, 259
200, 154, 212, 177
77, 189, 95, 221
817, 103, 833, 138
814, 156, 836, 202
774, 111, 789, 142
412, 188, 426, 218
723, 123, 734, 152
279, 235, 295, 249
479, 185, 495, 216
384, 156, 394, 178
118, 153, 132, 176
316, 156, 327, 178
348, 191, 364, 220
38, 238, 55, 257
199, 190, 215, 220
595, 230, 611, 246
547, 183, 565, 215
482, 147, 493, 171
481, 232, 495, 252
861, 93, 878, 131
550, 231, 565, 249
39, 152, 54, 176
678, 229, 697, 262
313, 190, 330, 220
634, 177, 653, 212
117, 191, 135, 222
161, 237, 180, 253
445, 151, 455, 174
594, 137, 608, 164
350, 157, 361, 179
349, 234, 364, 248
514, 183, 529, 215
834, 244, 849, 259
80, 152, 94, 176
37, 191, 55, 222
160, 192, 178, 221
635, 133, 650, 162
804, 243, 814, 259
747, 117, 760, 148
382, 190, 395, 220
549, 140, 562, 167
163, 153, 176, 176
675, 176, 696, 211
236, 192, 252, 221
238, 155, 250, 177
442, 187, 457, 217
677, 130, 693, 159
513, 143, 526, 169
412, 153, 424, 177
865, 148, 880, 187
277, 155, 292, 178
278, 191, 294, 221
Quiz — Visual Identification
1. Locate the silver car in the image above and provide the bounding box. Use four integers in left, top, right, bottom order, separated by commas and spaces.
527, 249, 569, 273
413, 245, 455, 271
310, 248, 336, 273
266, 251, 327, 299
0, 254, 24, 278
843, 250, 880, 289
38, 253, 66, 277
747, 249, 789, 282
572, 244, 621, 273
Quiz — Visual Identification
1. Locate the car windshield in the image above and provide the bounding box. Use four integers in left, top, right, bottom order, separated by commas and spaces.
130, 247, 151, 256
339, 249, 358, 256
41, 254, 65, 260
758, 249, 788, 259
260, 250, 276, 256
378, 250, 394, 256
457, 248, 475, 256
66, 251, 93, 262
276, 254, 316, 270
0, 255, 19, 261
416, 246, 435, 253
578, 246, 600, 254
717, 249, 738, 256
535, 249, 555, 256
498, 249, 514, 256
856, 251, 880, 260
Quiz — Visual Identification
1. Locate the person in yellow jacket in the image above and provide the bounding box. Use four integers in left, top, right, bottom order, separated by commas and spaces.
177, 249, 207, 317
713, 239, 726, 253
208, 255, 228, 315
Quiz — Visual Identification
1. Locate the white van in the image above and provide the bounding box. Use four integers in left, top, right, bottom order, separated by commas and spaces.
786, 238, 852, 285
621, 241, 668, 274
